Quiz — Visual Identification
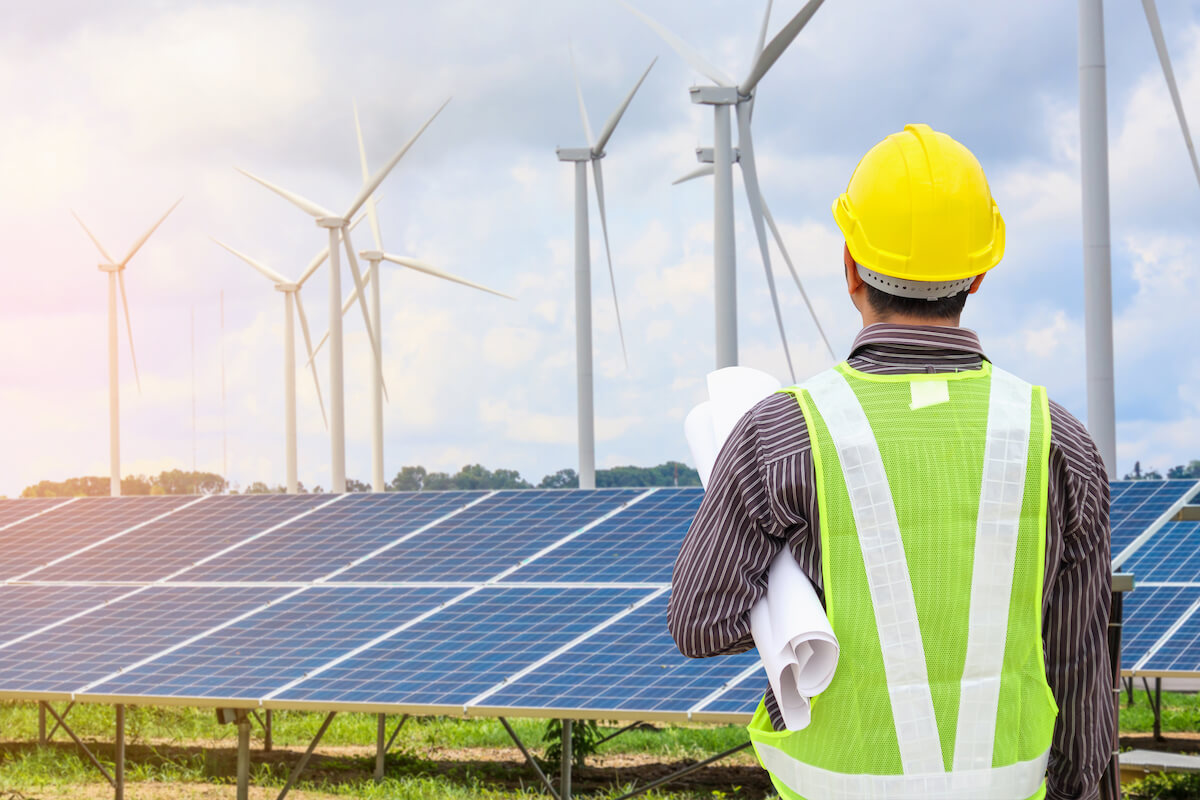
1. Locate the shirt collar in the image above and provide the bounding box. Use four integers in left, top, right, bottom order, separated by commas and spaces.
849, 323, 987, 360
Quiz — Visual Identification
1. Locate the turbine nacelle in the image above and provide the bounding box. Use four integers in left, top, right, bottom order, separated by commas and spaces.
359, 249, 385, 261
689, 86, 739, 106
696, 147, 740, 164
556, 147, 596, 163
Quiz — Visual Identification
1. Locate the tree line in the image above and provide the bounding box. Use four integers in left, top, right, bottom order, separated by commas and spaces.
1125, 460, 1200, 481
18, 462, 701, 498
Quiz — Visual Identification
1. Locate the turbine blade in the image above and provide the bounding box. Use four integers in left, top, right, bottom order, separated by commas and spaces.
672, 164, 716, 185
117, 271, 142, 393
354, 101, 385, 252
1142, 0, 1200, 191
381, 253, 515, 300
294, 291, 329, 431
737, 103, 796, 382
297, 210, 371, 288
121, 197, 183, 266
594, 57, 657, 154
754, 0, 774, 66
341, 227, 389, 401
70, 211, 116, 264
236, 167, 337, 219
615, 0, 733, 87
570, 41, 596, 148
740, 0, 825, 95
210, 238, 290, 285
760, 189, 837, 362
344, 98, 451, 220
592, 159, 629, 369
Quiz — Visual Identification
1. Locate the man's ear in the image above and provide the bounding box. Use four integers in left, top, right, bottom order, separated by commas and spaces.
968, 273, 986, 294
844, 244, 863, 294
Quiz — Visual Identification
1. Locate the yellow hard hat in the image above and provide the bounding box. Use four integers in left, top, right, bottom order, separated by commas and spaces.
832, 124, 1004, 292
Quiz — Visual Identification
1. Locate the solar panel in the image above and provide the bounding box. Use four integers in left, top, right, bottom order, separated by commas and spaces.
33, 494, 332, 583
478, 593, 759, 715
175, 492, 480, 583
0, 586, 283, 694
0, 585, 131, 645
1120, 522, 1200, 583
269, 585, 652, 708
90, 586, 463, 700
0, 496, 197, 581
0, 498, 73, 529
1110, 480, 1200, 561
1139, 596, 1200, 674
501, 488, 701, 584
694, 675, 768, 716
337, 489, 646, 583
1120, 585, 1200, 669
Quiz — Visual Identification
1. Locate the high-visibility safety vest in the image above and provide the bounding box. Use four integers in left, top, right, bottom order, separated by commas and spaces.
748, 361, 1058, 800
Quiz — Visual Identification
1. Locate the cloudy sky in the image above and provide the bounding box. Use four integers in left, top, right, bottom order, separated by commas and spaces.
1, 0, 1198, 495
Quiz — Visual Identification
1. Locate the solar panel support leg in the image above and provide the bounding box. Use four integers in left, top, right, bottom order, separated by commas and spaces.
37, 702, 46, 746
608, 740, 753, 800
384, 714, 409, 753
265, 709, 273, 752
237, 712, 251, 800
276, 711, 335, 800
374, 714, 386, 783
1142, 677, 1163, 741
42, 701, 116, 789
498, 717, 558, 799
114, 704, 125, 800
561, 719, 573, 800
1125, 677, 1134, 707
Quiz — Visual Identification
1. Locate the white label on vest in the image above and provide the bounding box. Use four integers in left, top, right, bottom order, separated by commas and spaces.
909, 379, 950, 410
803, 369, 945, 776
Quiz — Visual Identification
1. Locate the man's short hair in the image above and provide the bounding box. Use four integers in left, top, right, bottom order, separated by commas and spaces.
863, 283, 970, 321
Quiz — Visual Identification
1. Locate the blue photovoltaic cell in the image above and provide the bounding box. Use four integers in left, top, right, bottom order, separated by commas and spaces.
274, 585, 651, 707
480, 593, 759, 714
339, 489, 645, 583
502, 489, 701, 584
1121, 522, 1200, 583
35, 494, 331, 583
1120, 585, 1200, 669
0, 585, 131, 645
1141, 601, 1200, 673
1110, 480, 1199, 559
177, 492, 479, 582
697, 676, 767, 715
0, 586, 282, 693
0, 498, 71, 528
0, 496, 195, 581
92, 586, 463, 699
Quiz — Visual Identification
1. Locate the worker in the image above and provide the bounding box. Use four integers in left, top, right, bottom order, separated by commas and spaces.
669, 124, 1113, 800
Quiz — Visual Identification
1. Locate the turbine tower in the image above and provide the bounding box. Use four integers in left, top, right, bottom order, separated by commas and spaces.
212, 218, 367, 493
620, 0, 825, 377
72, 199, 183, 497
557, 49, 655, 489
237, 99, 448, 492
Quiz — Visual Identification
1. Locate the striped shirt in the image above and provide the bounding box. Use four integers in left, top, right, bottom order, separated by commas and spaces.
669, 323, 1113, 800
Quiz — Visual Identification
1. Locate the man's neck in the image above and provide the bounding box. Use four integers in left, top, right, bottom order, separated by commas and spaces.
860, 313, 962, 328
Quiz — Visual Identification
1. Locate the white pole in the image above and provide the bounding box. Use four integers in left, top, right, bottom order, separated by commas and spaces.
284, 290, 298, 494
574, 160, 596, 490
327, 226, 347, 493
108, 269, 121, 497
369, 257, 385, 492
1079, 0, 1118, 479
220, 290, 227, 488
713, 104, 738, 369
191, 303, 197, 477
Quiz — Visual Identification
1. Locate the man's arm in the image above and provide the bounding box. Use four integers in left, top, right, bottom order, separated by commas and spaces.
668, 403, 787, 657
1045, 410, 1115, 800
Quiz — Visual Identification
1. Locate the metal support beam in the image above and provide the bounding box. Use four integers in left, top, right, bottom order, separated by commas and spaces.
384, 713, 409, 753
115, 704, 125, 800
1126, 677, 1135, 707
609, 741, 753, 800
276, 711, 336, 800
43, 701, 116, 788
595, 721, 652, 747
498, 717, 559, 799
1142, 676, 1164, 741
37, 702, 46, 746
237, 713, 251, 800
265, 709, 273, 752
375, 714, 386, 783
45, 700, 76, 742
561, 719, 573, 800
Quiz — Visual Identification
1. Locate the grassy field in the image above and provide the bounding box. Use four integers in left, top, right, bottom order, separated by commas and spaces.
0, 691, 1195, 798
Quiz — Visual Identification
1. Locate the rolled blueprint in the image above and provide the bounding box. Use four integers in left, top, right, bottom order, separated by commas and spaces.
750, 549, 839, 731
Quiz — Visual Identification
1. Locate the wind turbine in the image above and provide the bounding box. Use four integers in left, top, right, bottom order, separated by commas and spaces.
674, 146, 836, 363
237, 99, 449, 492
72, 198, 183, 497
211, 214, 368, 494
557, 49, 655, 489
619, 0, 825, 380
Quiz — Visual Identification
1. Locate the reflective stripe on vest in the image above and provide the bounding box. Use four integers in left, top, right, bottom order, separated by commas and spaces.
750, 365, 1052, 800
